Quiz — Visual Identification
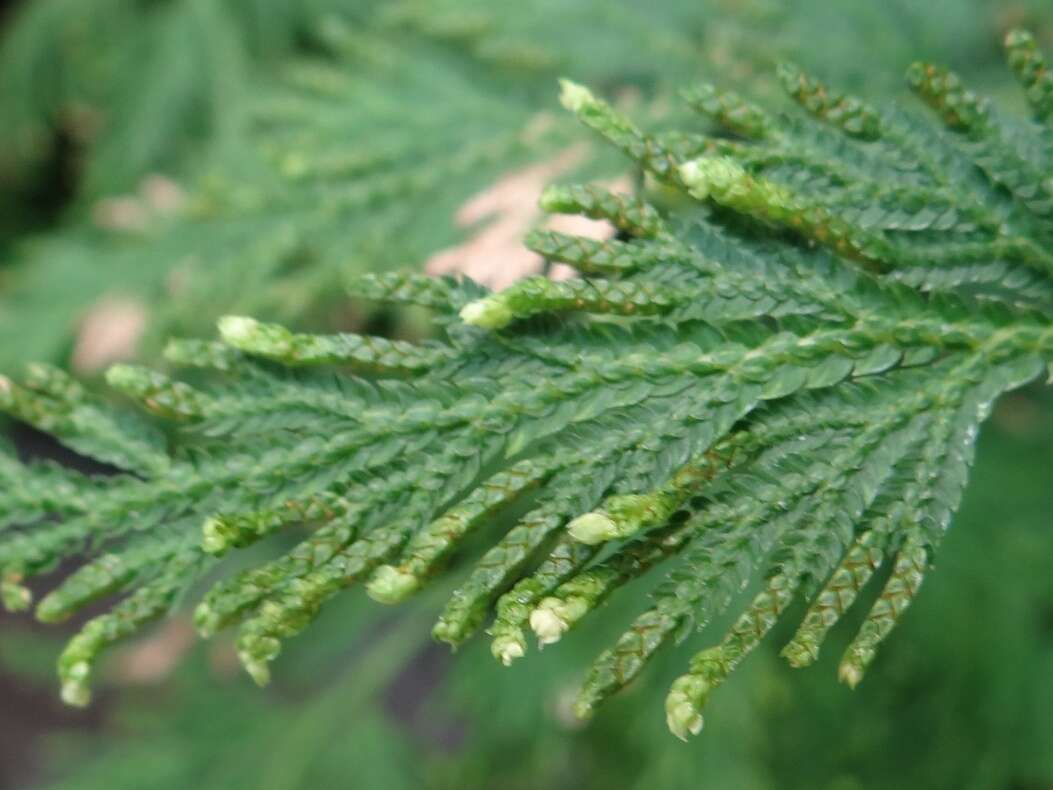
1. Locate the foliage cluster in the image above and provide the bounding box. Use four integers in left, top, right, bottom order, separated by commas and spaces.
3, 28, 1053, 748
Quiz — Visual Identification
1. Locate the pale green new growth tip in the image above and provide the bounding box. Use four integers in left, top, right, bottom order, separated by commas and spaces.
567, 512, 619, 544
366, 565, 421, 604
492, 633, 527, 666
529, 597, 589, 646
459, 298, 515, 330
217, 315, 260, 346
60, 661, 92, 708
558, 78, 595, 113
678, 156, 746, 201
665, 674, 708, 741
201, 517, 228, 555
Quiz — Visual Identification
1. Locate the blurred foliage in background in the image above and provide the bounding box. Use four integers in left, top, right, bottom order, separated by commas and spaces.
0, 1, 1051, 788
1, 0, 1052, 370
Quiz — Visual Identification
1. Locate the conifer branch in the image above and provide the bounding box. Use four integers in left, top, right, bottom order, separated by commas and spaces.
2, 34, 1052, 741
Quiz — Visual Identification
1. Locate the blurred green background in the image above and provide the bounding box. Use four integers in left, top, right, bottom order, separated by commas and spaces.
1, 1, 1051, 788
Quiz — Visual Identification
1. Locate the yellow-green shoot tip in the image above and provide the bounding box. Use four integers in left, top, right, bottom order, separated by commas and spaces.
217, 315, 259, 345
559, 79, 595, 113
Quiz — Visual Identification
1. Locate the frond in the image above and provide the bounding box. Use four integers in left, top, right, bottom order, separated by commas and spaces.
2, 32, 1052, 739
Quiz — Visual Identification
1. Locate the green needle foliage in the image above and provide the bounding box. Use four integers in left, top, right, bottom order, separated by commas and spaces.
4, 31, 1053, 739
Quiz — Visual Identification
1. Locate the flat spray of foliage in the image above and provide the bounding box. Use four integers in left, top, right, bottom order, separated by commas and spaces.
3, 31, 1053, 738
